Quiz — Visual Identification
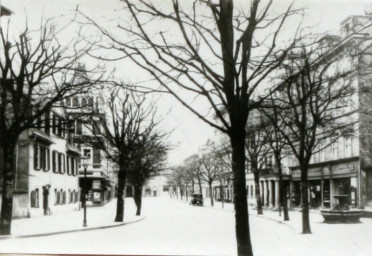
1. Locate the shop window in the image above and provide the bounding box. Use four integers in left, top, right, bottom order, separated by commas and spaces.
30, 189, 39, 208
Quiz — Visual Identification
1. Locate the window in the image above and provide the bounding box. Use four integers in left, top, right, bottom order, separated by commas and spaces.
67, 156, 70, 175
62, 190, 66, 204
44, 111, 50, 135
82, 98, 87, 108
58, 153, 65, 174
66, 97, 71, 107
75, 191, 79, 203
76, 119, 82, 134
93, 147, 101, 168
73, 97, 79, 107
70, 157, 74, 175
88, 98, 94, 111
52, 114, 57, 134
52, 151, 59, 173
54, 189, 58, 205
251, 185, 253, 196
57, 190, 61, 204
30, 189, 39, 208
70, 190, 73, 203
34, 144, 41, 170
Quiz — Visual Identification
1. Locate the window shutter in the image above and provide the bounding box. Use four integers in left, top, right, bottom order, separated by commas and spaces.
34, 144, 39, 170
93, 147, 101, 167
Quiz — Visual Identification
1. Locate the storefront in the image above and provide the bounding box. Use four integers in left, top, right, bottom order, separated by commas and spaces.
290, 157, 359, 209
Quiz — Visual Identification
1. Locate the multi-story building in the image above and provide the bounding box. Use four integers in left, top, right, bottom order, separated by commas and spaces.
0, 106, 81, 218
246, 10, 372, 211
65, 94, 114, 205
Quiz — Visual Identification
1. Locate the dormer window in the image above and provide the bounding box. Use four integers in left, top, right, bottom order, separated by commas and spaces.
344, 23, 350, 34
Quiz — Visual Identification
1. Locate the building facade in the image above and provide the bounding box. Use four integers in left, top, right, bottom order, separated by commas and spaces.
0, 107, 81, 218
246, 11, 372, 211
65, 95, 114, 205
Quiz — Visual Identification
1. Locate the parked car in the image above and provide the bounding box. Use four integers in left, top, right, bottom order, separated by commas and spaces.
190, 193, 203, 206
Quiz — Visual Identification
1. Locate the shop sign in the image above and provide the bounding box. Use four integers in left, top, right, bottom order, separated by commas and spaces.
92, 180, 101, 189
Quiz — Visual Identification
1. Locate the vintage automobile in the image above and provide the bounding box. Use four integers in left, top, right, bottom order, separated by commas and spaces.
190, 193, 203, 206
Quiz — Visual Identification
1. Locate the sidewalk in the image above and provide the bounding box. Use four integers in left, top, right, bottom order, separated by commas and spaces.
0, 198, 145, 239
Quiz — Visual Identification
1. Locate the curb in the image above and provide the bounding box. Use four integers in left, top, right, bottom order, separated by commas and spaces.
0, 215, 146, 240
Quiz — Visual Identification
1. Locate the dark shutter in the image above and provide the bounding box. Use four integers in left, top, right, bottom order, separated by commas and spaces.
76, 119, 82, 134
34, 144, 39, 170
93, 147, 101, 168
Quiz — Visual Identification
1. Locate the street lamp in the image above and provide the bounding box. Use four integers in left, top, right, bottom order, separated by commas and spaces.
81, 156, 89, 227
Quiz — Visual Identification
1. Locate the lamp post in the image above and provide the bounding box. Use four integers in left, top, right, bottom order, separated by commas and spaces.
81, 156, 89, 227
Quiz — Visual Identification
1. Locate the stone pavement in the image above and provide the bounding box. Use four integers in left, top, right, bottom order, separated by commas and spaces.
0, 198, 145, 239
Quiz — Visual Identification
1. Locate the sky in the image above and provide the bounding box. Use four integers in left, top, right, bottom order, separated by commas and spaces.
1, 0, 370, 166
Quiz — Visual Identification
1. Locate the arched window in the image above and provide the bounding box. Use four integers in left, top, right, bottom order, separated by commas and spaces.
65, 97, 71, 107
73, 98, 79, 108
81, 98, 87, 108
88, 98, 94, 111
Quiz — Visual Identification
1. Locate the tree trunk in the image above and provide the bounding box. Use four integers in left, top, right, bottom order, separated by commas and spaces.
209, 182, 214, 207
191, 180, 195, 195
0, 143, 16, 235
115, 166, 126, 222
133, 185, 142, 216
231, 131, 253, 256
300, 162, 311, 234
276, 156, 289, 221
253, 171, 263, 215
197, 175, 203, 196
185, 184, 188, 201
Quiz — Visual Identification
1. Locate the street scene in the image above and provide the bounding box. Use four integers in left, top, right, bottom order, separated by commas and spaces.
0, 197, 371, 256
1, 0, 372, 256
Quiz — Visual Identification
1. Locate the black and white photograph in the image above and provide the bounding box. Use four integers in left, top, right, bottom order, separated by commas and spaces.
0, 0, 371, 256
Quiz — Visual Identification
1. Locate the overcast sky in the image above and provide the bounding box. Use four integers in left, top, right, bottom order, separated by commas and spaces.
1, 0, 370, 166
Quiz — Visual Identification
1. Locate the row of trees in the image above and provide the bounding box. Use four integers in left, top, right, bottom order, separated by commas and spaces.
169, 140, 231, 207
0, 17, 169, 235
81, 0, 371, 253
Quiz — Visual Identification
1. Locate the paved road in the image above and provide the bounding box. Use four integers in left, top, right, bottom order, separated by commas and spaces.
0, 197, 370, 256
0, 197, 292, 255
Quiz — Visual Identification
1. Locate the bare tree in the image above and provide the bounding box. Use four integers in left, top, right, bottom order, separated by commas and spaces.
88, 88, 161, 222
0, 20, 99, 235
127, 125, 169, 216
80, 1, 301, 254
262, 35, 366, 233
183, 154, 203, 195
259, 113, 290, 220
200, 142, 224, 207
245, 113, 271, 215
